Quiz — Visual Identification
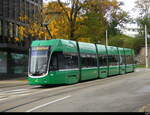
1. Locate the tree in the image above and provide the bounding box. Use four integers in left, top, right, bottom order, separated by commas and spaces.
109, 34, 144, 54
44, 2, 69, 39
76, 0, 128, 43
17, 0, 129, 45
18, 2, 65, 41
57, 0, 85, 40
78, 11, 107, 43
135, 0, 150, 17
18, 9, 48, 41
106, 1, 130, 37
135, 0, 150, 37
107, 9, 129, 36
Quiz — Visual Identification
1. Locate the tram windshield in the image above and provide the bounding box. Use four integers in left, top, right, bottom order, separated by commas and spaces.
29, 46, 50, 76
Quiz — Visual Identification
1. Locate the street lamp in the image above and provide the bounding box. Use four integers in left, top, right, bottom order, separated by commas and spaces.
145, 24, 149, 68
106, 29, 108, 46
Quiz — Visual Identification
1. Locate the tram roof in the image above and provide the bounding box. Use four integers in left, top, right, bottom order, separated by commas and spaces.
31, 39, 134, 55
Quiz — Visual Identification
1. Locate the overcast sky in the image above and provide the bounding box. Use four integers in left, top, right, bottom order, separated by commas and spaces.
43, 0, 139, 18
117, 0, 139, 19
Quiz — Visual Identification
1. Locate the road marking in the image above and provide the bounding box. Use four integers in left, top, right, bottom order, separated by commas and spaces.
0, 87, 62, 102
26, 95, 71, 112
0, 98, 8, 101
7, 90, 31, 95
0, 96, 7, 99
0, 88, 34, 101
3, 89, 28, 93
0, 89, 31, 95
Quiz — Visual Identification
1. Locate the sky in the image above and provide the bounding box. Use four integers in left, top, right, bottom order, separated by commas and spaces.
117, 0, 139, 19
43, 0, 139, 18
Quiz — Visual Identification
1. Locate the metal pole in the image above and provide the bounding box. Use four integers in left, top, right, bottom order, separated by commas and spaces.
106, 29, 108, 46
45, 25, 53, 39
145, 25, 148, 68
42, 11, 61, 40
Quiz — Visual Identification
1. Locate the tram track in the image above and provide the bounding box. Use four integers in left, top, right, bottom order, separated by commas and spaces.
0, 69, 148, 112
0, 70, 145, 112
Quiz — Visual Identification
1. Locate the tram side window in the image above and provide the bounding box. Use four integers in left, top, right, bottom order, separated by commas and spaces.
115, 55, 120, 65
50, 52, 78, 70
123, 55, 126, 64
129, 56, 132, 64
127, 55, 130, 64
125, 55, 133, 64
125, 55, 128, 64
99, 55, 107, 66
57, 52, 65, 69
132, 56, 135, 64
81, 55, 88, 68
130, 55, 134, 64
120, 55, 126, 65
88, 55, 97, 67
81, 54, 97, 68
108, 55, 119, 66
125, 55, 131, 65
63, 54, 78, 69
50, 53, 58, 71
131, 55, 134, 64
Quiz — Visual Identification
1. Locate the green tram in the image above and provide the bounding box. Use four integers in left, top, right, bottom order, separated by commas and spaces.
28, 39, 136, 85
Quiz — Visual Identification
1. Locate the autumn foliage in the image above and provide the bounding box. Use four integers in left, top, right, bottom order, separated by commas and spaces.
18, 0, 129, 44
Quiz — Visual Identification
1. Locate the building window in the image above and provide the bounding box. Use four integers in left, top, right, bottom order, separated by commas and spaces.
4, 0, 9, 17
0, 20, 2, 36
0, 52, 7, 73
4, 21, 9, 37
15, 25, 19, 37
10, 53, 28, 74
9, 23, 14, 38
0, 0, 3, 16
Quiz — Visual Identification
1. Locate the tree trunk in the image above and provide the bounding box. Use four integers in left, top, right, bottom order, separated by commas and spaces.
69, 21, 75, 41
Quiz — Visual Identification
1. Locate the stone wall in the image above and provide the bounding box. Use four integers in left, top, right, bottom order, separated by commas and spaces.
136, 47, 150, 65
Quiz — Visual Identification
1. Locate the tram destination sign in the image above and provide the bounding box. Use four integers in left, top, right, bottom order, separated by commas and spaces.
32, 46, 49, 51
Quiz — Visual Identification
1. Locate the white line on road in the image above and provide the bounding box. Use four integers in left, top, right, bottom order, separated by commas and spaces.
0, 98, 8, 101
3, 89, 28, 93
0, 89, 31, 96
8, 90, 30, 94
26, 95, 71, 112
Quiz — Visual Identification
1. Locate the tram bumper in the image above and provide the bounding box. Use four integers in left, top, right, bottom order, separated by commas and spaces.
27, 76, 50, 85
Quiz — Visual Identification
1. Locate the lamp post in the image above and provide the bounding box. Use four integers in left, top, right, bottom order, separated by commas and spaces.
42, 9, 62, 40
145, 24, 149, 68
106, 29, 108, 46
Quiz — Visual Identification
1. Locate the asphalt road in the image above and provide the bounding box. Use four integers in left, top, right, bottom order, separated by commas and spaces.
0, 68, 150, 112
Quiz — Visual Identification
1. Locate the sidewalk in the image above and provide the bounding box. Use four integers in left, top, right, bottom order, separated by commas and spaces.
0, 77, 28, 88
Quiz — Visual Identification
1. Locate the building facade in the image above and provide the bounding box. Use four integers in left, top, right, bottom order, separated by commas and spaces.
0, 0, 43, 79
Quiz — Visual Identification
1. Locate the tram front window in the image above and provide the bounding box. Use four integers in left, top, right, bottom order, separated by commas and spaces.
29, 46, 50, 76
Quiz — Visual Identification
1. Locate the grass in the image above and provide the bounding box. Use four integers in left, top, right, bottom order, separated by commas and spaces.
136, 65, 150, 68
